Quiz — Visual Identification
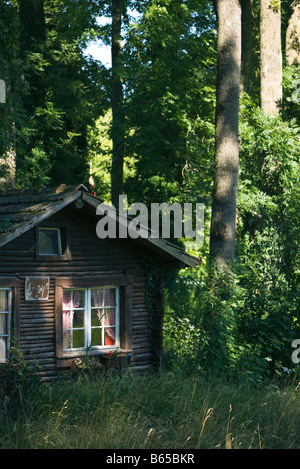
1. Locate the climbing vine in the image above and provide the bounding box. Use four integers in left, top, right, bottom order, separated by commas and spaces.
142, 254, 164, 368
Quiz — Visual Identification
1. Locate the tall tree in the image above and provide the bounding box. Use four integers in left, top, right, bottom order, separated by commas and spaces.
18, 0, 46, 111
260, 0, 282, 114
209, 0, 242, 268
111, 0, 125, 208
14, 0, 105, 188
0, 1, 19, 188
286, 0, 300, 65
240, 0, 254, 94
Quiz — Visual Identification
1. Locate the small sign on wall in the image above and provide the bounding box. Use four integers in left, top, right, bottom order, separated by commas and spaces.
25, 277, 50, 301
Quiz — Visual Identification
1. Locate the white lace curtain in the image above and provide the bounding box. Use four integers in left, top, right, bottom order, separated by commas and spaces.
63, 290, 82, 329
0, 290, 8, 312
62, 288, 116, 345
0, 291, 8, 360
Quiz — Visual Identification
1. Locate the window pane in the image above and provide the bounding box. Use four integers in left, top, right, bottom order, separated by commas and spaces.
91, 309, 103, 327
104, 308, 116, 326
0, 289, 10, 361
0, 314, 7, 335
63, 310, 72, 329
91, 328, 102, 346
105, 328, 115, 346
72, 290, 85, 309
0, 291, 8, 312
63, 291, 71, 310
0, 337, 7, 360
91, 289, 103, 307
73, 330, 84, 348
73, 310, 84, 328
63, 330, 71, 349
104, 288, 116, 307
39, 228, 62, 255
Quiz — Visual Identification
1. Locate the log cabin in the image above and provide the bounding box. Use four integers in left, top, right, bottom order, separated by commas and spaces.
0, 184, 198, 380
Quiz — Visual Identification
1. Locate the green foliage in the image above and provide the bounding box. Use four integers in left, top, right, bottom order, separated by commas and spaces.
231, 98, 300, 379
163, 264, 245, 376
239, 99, 299, 197
87, 110, 138, 201
270, 0, 280, 13
163, 316, 201, 371
0, 1, 22, 167
0, 342, 42, 419
164, 95, 300, 381
123, 0, 216, 205
0, 0, 109, 189
282, 65, 300, 125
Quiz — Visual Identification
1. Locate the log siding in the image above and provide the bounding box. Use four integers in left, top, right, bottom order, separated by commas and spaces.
0, 207, 161, 379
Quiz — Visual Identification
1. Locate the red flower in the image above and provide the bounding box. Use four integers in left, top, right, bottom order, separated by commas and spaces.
108, 351, 113, 357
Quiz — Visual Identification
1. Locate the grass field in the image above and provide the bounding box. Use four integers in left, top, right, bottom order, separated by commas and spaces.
1, 369, 300, 449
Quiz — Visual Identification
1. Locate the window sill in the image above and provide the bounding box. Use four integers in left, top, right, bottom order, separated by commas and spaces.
56, 348, 132, 369
58, 346, 121, 359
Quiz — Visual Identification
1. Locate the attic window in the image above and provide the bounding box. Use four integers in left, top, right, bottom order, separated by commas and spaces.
39, 227, 62, 256
36, 223, 71, 260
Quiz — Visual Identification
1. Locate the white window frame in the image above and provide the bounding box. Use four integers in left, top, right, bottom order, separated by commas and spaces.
38, 227, 62, 256
62, 286, 120, 352
0, 288, 12, 363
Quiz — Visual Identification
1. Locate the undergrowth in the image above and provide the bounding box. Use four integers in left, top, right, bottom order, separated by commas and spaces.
1, 368, 300, 449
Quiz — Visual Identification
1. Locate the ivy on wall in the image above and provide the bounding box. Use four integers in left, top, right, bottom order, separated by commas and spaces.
142, 255, 164, 369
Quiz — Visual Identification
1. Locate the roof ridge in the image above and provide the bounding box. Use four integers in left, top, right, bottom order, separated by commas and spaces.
0, 184, 88, 203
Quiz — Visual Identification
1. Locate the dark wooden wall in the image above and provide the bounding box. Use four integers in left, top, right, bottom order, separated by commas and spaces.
0, 206, 161, 379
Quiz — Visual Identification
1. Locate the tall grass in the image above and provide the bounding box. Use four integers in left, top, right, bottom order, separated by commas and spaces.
1, 370, 300, 449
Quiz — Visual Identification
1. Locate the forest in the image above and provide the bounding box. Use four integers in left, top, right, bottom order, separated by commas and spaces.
0, 0, 300, 384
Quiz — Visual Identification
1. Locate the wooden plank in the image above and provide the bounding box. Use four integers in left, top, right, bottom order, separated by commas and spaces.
55, 274, 133, 288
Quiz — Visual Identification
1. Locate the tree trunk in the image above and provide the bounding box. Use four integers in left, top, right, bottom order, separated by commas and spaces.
0, 55, 16, 189
260, 0, 282, 114
111, 0, 125, 209
209, 0, 241, 269
286, 0, 300, 65
240, 0, 254, 94
19, 0, 46, 54
18, 0, 46, 112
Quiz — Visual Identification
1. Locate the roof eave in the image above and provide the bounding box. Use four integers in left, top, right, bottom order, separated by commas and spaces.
0, 190, 82, 248
82, 192, 199, 268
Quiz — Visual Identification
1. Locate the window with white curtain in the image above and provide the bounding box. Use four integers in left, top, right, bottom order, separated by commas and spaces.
62, 287, 119, 350
0, 288, 11, 363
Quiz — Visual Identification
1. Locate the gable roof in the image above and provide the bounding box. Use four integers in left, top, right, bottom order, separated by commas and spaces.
0, 184, 87, 248
0, 184, 199, 268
